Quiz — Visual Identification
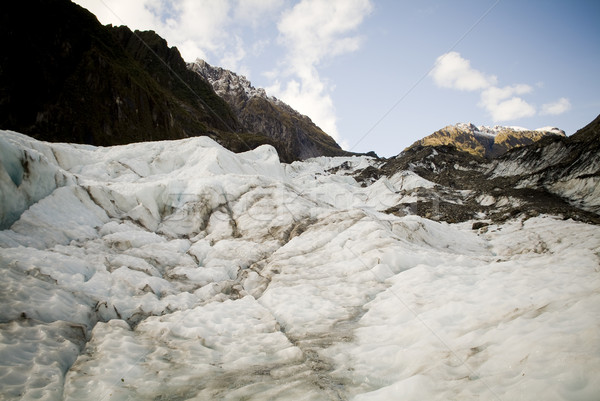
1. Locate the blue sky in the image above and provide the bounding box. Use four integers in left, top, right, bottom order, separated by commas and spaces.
74, 0, 600, 157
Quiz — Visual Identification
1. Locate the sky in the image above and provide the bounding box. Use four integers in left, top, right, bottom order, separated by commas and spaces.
73, 0, 600, 157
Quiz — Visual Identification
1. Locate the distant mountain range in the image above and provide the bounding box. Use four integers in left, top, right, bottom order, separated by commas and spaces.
361, 114, 600, 224
410, 123, 566, 158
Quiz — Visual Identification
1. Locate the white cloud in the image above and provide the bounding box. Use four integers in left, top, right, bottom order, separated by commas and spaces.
234, 0, 285, 27
251, 39, 271, 57
480, 84, 536, 121
482, 95, 536, 121
431, 52, 568, 122
266, 73, 340, 142
156, 0, 232, 60
430, 51, 497, 91
74, 0, 160, 29
483, 84, 533, 100
277, 0, 372, 65
219, 35, 248, 77
73, 0, 284, 62
268, 0, 373, 143
541, 97, 571, 115
267, 69, 344, 139
73, 0, 230, 60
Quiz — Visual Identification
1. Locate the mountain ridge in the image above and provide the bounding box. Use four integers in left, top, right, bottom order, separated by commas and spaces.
409, 122, 566, 158
0, 0, 346, 163
0, 0, 238, 145
358, 114, 600, 224
189, 59, 349, 160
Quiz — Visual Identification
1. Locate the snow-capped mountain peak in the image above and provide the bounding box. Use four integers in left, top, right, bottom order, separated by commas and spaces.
190, 59, 268, 100
412, 122, 567, 158
454, 122, 566, 138
535, 126, 566, 135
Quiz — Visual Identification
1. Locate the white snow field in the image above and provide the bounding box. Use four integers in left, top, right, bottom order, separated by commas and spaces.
1, 130, 599, 400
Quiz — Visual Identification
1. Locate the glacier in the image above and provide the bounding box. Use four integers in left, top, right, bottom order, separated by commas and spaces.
0, 130, 599, 400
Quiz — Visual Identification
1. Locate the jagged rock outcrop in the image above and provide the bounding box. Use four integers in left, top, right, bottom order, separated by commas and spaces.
410, 123, 565, 158
189, 60, 349, 160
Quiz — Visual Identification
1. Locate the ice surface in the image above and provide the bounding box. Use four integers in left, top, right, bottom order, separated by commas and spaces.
1, 132, 599, 400
0, 131, 74, 229
326, 217, 600, 400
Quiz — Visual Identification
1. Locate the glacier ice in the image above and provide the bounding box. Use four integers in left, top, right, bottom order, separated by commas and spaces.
0, 130, 599, 400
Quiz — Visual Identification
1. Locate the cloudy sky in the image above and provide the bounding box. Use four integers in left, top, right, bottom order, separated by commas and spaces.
74, 0, 600, 156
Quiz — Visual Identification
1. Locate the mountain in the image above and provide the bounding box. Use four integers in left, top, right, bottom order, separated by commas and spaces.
0, 0, 344, 162
189, 60, 348, 160
0, 1, 236, 144
410, 122, 566, 158
356, 115, 600, 224
1, 2, 599, 398
1, 117, 599, 399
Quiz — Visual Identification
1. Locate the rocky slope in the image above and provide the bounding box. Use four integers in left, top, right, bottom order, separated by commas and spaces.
0, 0, 238, 145
410, 123, 566, 158
350, 115, 600, 225
189, 60, 348, 160
0, 0, 345, 162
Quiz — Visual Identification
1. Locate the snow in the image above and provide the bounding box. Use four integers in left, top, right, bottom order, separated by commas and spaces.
454, 123, 515, 138
450, 123, 565, 140
504, 125, 530, 132
190, 59, 284, 110
477, 194, 496, 206
388, 170, 436, 191
326, 217, 600, 400
1, 130, 599, 400
0, 131, 75, 229
536, 126, 566, 136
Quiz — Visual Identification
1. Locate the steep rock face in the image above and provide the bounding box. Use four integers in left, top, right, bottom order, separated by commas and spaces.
411, 123, 565, 158
189, 60, 348, 160
0, 0, 241, 146
0, 0, 303, 161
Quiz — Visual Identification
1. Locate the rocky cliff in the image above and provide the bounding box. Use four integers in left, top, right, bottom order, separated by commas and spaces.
0, 0, 238, 144
189, 60, 349, 160
0, 0, 342, 162
410, 123, 565, 158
